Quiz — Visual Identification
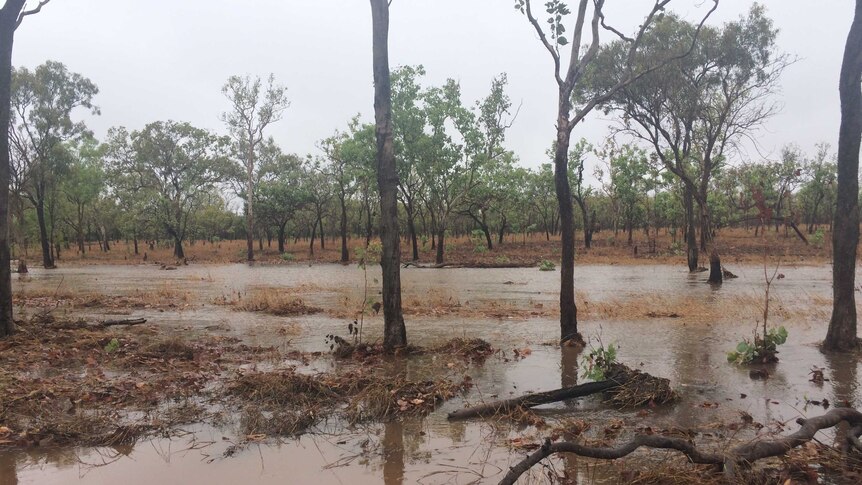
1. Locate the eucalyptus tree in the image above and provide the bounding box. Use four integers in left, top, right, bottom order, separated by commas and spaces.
8, 61, 98, 268
61, 137, 105, 255
339, 120, 378, 246
797, 144, 836, 234
420, 79, 479, 264
583, 6, 786, 270
303, 158, 334, 255
528, 164, 559, 240
597, 142, 649, 245
370, 0, 407, 352
825, 0, 862, 352
106, 121, 232, 259
391, 65, 429, 261
567, 139, 595, 248
221, 73, 289, 262
257, 152, 307, 254
514, 0, 717, 343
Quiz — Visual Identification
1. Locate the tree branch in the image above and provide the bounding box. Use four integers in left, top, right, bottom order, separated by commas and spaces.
15, 0, 50, 29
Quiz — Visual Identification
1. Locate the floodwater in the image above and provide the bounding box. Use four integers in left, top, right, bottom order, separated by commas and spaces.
4, 262, 861, 484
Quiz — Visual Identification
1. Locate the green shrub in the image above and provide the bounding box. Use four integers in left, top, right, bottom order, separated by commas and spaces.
280, 252, 295, 261
582, 342, 617, 381
727, 326, 788, 365
538, 259, 556, 271
104, 338, 120, 353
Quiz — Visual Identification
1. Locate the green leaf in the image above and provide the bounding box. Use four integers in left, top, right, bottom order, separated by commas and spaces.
558, 36, 568, 46
736, 342, 749, 353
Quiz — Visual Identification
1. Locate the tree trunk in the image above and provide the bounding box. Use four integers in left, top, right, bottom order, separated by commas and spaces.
246, 177, 254, 262
340, 196, 349, 262
684, 185, 698, 272
407, 209, 419, 261
371, 0, 407, 352
708, 249, 722, 285
278, 223, 286, 254
825, 0, 862, 352
35, 198, 54, 268
0, 1, 16, 336
435, 226, 445, 265
309, 222, 316, 256
699, 199, 711, 251
318, 216, 325, 250
173, 234, 185, 259
133, 231, 138, 255
554, 122, 580, 344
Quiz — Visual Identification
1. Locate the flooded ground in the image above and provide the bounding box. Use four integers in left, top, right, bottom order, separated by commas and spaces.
4, 262, 860, 484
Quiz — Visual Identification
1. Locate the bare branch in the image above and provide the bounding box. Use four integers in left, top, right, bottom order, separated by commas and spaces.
15, 0, 50, 29
523, 0, 563, 86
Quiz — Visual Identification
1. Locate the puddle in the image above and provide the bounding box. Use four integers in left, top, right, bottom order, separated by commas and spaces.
4, 262, 860, 484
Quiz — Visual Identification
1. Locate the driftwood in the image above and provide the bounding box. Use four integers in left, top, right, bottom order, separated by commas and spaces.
447, 380, 617, 420
100, 318, 147, 327
448, 364, 672, 420
499, 407, 862, 484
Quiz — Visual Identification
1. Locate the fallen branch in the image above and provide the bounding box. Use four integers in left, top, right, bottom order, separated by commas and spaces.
499, 407, 862, 484
447, 380, 617, 420
100, 318, 147, 327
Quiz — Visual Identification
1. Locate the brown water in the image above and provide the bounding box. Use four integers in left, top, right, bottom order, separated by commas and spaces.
4, 263, 860, 484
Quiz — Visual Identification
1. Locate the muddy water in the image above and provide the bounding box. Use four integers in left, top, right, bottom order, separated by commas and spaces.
5, 263, 861, 484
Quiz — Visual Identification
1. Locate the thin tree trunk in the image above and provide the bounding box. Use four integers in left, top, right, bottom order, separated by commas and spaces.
554, 123, 579, 344
340, 196, 349, 262
407, 209, 419, 261
35, 198, 54, 268
371, 0, 407, 352
173, 234, 185, 259
435, 226, 445, 264
825, 0, 862, 351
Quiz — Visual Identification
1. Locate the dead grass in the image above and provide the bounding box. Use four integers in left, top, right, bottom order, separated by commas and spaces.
215, 287, 322, 316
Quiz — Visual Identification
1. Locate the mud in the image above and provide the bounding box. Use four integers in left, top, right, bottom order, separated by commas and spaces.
3, 262, 860, 484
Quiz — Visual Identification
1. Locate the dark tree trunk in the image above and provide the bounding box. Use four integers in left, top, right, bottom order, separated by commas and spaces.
435, 227, 445, 265
699, 201, 711, 251
309, 222, 316, 256
133, 231, 138, 255
173, 235, 185, 259
498, 216, 507, 245
554, 127, 580, 344
278, 223, 286, 254
684, 185, 698, 272
318, 216, 325, 250
825, 0, 862, 352
35, 198, 54, 268
707, 249, 722, 285
3, 48, 19, 326
371, 0, 407, 352
340, 196, 349, 262
407, 209, 419, 261
246, 187, 254, 262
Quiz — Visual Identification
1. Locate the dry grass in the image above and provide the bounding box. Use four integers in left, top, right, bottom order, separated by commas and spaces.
215, 287, 322, 316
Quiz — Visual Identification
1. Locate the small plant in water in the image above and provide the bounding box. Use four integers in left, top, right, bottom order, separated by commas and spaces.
538, 259, 556, 271
728, 191, 788, 366
727, 326, 788, 365
581, 339, 617, 381
104, 338, 120, 353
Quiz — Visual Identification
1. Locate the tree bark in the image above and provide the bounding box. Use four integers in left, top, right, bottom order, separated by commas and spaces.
407, 208, 419, 261
707, 249, 722, 284
684, 185, 698, 272
339, 194, 349, 262
0, 0, 25, 337
173, 234, 184, 259
448, 380, 616, 420
35, 197, 54, 268
825, 0, 862, 352
435, 227, 444, 265
371, 0, 407, 352
554, 124, 579, 344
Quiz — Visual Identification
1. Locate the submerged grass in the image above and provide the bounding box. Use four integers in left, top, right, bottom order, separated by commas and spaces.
216, 287, 322, 316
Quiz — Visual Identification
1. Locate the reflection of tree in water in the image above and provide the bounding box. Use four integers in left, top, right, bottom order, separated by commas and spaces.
560, 345, 580, 484
0, 446, 92, 485
382, 420, 404, 485
824, 351, 859, 408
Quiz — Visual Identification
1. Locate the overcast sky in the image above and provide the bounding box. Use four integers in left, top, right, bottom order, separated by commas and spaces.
9, 0, 853, 174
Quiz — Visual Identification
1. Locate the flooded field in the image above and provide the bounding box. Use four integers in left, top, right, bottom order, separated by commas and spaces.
3, 262, 860, 484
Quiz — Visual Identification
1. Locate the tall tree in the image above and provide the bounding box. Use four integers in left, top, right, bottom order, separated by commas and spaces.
221, 74, 289, 262
824, 0, 862, 352
370, 0, 407, 352
514, 0, 717, 343
9, 60, 98, 269
106, 121, 232, 260
0, 0, 51, 336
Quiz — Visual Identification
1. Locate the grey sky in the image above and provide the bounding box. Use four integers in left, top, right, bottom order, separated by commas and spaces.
10, 0, 852, 175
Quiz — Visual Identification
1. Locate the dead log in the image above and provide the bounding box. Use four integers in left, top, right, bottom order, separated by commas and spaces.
449, 364, 673, 420
447, 380, 617, 420
100, 318, 147, 327
498, 407, 862, 485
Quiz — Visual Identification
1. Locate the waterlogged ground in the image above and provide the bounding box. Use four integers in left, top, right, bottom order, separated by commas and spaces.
4, 262, 861, 484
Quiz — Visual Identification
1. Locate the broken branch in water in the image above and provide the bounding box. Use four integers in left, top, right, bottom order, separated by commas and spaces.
100, 318, 148, 327
499, 407, 862, 484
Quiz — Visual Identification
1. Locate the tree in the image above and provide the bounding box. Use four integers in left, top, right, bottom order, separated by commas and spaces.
0, 0, 52, 336
257, 151, 307, 254
221, 74, 289, 262
514, 0, 717, 343
9, 60, 98, 269
61, 137, 104, 256
370, 0, 407, 352
585, 5, 786, 270
824, 0, 862, 352
106, 121, 232, 259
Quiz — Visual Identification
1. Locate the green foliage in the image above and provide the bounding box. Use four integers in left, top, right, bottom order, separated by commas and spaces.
495, 254, 511, 264
727, 326, 788, 365
104, 338, 120, 353
538, 259, 556, 271
582, 342, 618, 381
810, 228, 826, 248
280, 252, 295, 261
